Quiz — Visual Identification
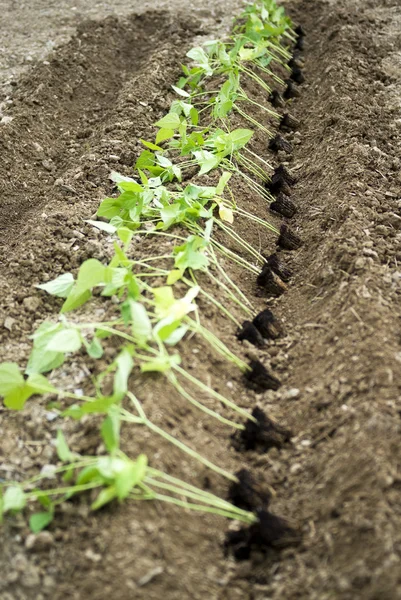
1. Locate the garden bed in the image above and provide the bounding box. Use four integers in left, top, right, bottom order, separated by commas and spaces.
1, 0, 401, 599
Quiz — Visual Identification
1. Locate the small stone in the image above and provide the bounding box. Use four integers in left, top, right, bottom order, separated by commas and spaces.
4, 316, 15, 330
290, 463, 302, 475
283, 388, 300, 400
85, 548, 102, 562
23, 297, 41, 312
1, 116, 13, 125
108, 154, 121, 161
25, 531, 54, 551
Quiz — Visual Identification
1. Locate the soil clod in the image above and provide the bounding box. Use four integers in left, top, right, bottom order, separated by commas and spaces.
295, 24, 306, 38
228, 469, 271, 511
290, 66, 305, 85
269, 89, 285, 108
253, 309, 284, 340
295, 36, 305, 51
245, 360, 281, 392
280, 112, 300, 131
224, 509, 299, 560
268, 134, 293, 154
237, 320, 265, 347
277, 224, 303, 250
233, 407, 290, 452
256, 264, 287, 296
270, 193, 297, 218
283, 79, 300, 99
264, 253, 292, 282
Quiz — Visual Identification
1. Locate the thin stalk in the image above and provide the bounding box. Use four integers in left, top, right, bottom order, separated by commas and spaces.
126, 392, 237, 482
173, 364, 254, 421
167, 371, 244, 429
206, 269, 253, 317
216, 219, 265, 264
234, 104, 271, 135
186, 318, 248, 371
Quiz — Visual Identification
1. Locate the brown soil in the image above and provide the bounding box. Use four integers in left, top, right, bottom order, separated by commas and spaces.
1, 0, 401, 599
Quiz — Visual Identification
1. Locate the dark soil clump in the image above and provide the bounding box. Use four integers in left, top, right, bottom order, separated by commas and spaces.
283, 79, 300, 99
225, 509, 299, 560
280, 112, 300, 131
257, 264, 287, 296
237, 320, 266, 347
291, 66, 305, 84
233, 407, 291, 452
228, 469, 271, 511
277, 224, 303, 250
270, 193, 297, 218
245, 361, 281, 392
264, 253, 292, 282
253, 309, 284, 340
269, 89, 285, 108
269, 134, 293, 154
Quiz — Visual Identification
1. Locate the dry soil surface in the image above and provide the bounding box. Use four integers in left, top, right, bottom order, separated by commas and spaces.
1, 0, 401, 599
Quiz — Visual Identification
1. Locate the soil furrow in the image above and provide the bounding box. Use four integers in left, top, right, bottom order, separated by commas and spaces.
0, 0, 401, 599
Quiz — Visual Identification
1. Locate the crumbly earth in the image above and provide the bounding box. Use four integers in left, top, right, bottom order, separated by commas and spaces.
1, 0, 401, 599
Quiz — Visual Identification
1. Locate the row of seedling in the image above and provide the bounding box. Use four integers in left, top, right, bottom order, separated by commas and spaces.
0, 1, 305, 557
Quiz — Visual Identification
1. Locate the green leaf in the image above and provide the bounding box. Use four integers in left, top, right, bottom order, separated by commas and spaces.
36, 273, 75, 298
91, 486, 117, 510
115, 454, 148, 500
127, 300, 152, 344
3, 386, 34, 410
26, 373, 59, 395
141, 139, 163, 151
86, 220, 117, 234
61, 259, 107, 313
113, 350, 133, 401
56, 429, 73, 462
167, 269, 183, 285
172, 84, 190, 97
0, 363, 24, 397
101, 412, 120, 453
3, 486, 26, 513
155, 113, 181, 130
229, 128, 254, 150
192, 150, 221, 175
87, 337, 103, 359
173, 236, 209, 271
46, 328, 82, 354
26, 322, 65, 375
216, 172, 232, 195
156, 128, 175, 144
29, 512, 54, 533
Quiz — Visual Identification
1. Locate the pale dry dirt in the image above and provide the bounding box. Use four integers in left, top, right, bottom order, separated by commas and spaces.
1, 0, 401, 599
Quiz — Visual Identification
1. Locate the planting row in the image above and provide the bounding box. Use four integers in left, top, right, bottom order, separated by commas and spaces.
0, 0, 306, 558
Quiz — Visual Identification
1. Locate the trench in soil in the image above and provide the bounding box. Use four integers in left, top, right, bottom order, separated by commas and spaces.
1, 0, 401, 599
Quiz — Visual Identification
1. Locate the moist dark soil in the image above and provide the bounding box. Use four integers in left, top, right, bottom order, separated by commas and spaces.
1, 0, 401, 598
